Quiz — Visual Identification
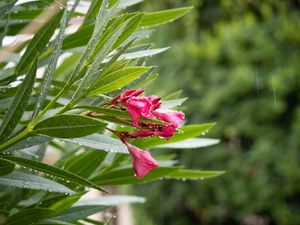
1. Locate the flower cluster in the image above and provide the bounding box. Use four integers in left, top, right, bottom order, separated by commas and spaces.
108, 89, 185, 178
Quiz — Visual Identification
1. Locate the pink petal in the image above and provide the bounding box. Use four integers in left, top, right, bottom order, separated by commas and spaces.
125, 96, 152, 125
148, 95, 161, 111
126, 143, 158, 179
152, 109, 185, 128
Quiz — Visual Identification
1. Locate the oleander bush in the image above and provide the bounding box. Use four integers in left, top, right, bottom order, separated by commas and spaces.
0, 0, 222, 224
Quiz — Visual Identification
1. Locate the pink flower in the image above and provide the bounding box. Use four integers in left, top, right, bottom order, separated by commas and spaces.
124, 96, 152, 125
152, 109, 185, 128
126, 143, 158, 179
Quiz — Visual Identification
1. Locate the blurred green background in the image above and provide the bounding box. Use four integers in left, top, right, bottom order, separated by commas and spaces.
132, 0, 300, 225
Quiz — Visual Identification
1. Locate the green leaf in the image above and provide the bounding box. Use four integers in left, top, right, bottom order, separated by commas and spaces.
49, 194, 83, 212
103, 47, 169, 63
64, 150, 107, 178
0, 158, 15, 176
74, 195, 145, 206
163, 90, 183, 100
6, 208, 53, 225
0, 56, 37, 143
37, 194, 74, 209
119, 0, 143, 8
91, 167, 181, 185
133, 123, 216, 149
140, 6, 193, 28
132, 73, 158, 89
50, 205, 107, 222
32, 11, 67, 120
93, 0, 111, 37
113, 13, 144, 48
0, 171, 74, 193
90, 67, 151, 95
155, 138, 220, 149
33, 115, 106, 138
160, 98, 187, 109
60, 134, 128, 154
4, 135, 51, 153
166, 169, 225, 180
16, 12, 62, 74
2, 156, 107, 192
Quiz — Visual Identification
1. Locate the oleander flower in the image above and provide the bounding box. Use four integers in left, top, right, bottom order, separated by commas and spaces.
126, 143, 158, 179
124, 96, 152, 125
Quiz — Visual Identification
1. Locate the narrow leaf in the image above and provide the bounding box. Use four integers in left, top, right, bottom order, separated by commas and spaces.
49, 194, 83, 212
160, 98, 187, 109
0, 171, 74, 193
166, 169, 225, 180
0, 56, 37, 143
50, 205, 107, 222
90, 67, 150, 95
33, 115, 106, 138
60, 134, 128, 154
75, 195, 145, 206
155, 138, 220, 149
133, 73, 158, 89
140, 7, 193, 28
91, 167, 181, 185
102, 47, 169, 63
32, 11, 67, 120
113, 13, 144, 49
2, 156, 107, 192
4, 135, 51, 153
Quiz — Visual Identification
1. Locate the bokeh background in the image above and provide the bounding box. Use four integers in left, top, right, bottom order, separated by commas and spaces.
131, 0, 300, 225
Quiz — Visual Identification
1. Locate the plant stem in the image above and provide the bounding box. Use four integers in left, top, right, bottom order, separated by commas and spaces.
0, 128, 31, 153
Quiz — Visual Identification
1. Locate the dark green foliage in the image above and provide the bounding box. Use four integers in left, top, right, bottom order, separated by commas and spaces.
0, 0, 220, 224
135, 0, 300, 225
